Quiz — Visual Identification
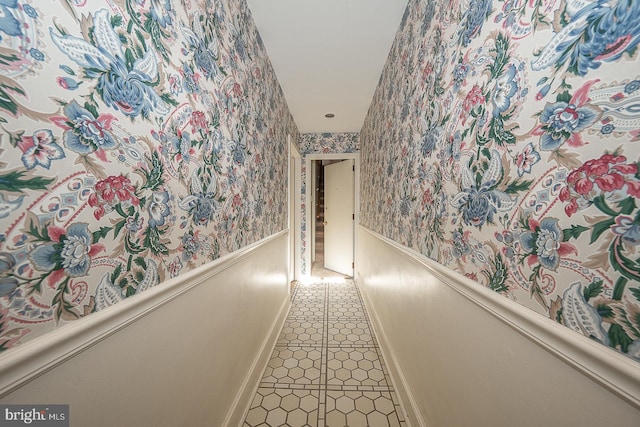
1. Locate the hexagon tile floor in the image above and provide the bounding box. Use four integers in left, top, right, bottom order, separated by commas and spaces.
242, 278, 408, 427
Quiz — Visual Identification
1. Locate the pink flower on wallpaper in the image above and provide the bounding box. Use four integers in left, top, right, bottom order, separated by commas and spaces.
460, 84, 484, 124
88, 175, 140, 220
190, 110, 208, 133
560, 154, 640, 216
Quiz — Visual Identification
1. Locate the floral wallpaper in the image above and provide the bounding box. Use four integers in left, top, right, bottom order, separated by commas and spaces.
300, 132, 359, 156
0, 0, 298, 353
360, 0, 640, 361
299, 132, 359, 274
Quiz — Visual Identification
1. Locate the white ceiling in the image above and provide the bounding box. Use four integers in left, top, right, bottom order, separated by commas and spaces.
246, 0, 408, 134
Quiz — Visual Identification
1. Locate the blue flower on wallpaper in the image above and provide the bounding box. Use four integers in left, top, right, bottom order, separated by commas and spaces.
451, 151, 516, 228
148, 190, 171, 228
0, 252, 18, 298
421, 124, 442, 157
491, 64, 518, 117
612, 215, 640, 246
459, 0, 492, 47
149, 0, 174, 29
532, 0, 640, 75
0, 0, 21, 38
50, 9, 170, 118
29, 223, 103, 278
18, 129, 65, 170
538, 102, 599, 150
179, 172, 219, 226
515, 142, 540, 176
180, 63, 202, 95
171, 131, 193, 162
451, 230, 471, 259
230, 138, 249, 166
51, 100, 118, 154
181, 12, 221, 81
181, 231, 201, 262
452, 62, 470, 91
520, 218, 565, 270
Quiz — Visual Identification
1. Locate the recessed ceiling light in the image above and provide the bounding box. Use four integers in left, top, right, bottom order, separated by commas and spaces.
325, 113, 335, 118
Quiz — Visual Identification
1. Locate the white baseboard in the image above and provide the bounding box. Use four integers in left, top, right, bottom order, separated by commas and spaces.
224, 295, 291, 426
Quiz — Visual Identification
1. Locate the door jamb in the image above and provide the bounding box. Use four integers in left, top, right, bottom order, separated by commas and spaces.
288, 136, 302, 284
304, 153, 360, 278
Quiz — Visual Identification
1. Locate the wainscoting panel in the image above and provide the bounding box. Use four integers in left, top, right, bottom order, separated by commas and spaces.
0, 231, 291, 427
357, 226, 640, 427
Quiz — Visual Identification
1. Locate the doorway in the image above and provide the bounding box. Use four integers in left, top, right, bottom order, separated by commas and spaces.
305, 153, 360, 279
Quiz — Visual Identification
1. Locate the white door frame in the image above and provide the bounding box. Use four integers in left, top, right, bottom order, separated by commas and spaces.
288, 136, 302, 284
304, 153, 360, 278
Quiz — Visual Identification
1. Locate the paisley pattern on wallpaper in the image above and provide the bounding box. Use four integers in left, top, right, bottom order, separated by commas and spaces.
299, 133, 359, 274
360, 0, 640, 361
0, 0, 297, 353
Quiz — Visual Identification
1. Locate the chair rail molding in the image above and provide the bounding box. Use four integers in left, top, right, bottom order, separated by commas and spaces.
358, 225, 640, 410
0, 230, 288, 399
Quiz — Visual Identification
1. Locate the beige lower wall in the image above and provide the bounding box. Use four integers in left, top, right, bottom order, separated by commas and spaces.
0, 232, 290, 427
357, 226, 640, 427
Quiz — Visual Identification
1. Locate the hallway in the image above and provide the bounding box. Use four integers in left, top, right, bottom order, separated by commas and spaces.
242, 277, 406, 426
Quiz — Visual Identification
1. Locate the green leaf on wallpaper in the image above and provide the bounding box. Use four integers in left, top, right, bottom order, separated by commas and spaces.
118, 276, 129, 290
505, 179, 533, 194
630, 287, 640, 302
2, 128, 24, 148
486, 253, 509, 294
590, 218, 615, 244
125, 48, 135, 71
618, 197, 636, 215
562, 224, 589, 241
134, 43, 144, 60
134, 257, 147, 270
593, 196, 618, 217
160, 93, 178, 106
0, 49, 21, 68
608, 324, 633, 352
610, 243, 640, 284
84, 102, 99, 119
597, 303, 613, 318
556, 91, 571, 104
113, 219, 126, 238
92, 226, 112, 242
111, 14, 123, 28
52, 279, 79, 322
125, 285, 137, 298
144, 227, 168, 255
140, 151, 165, 190
26, 219, 48, 241
0, 171, 55, 193
134, 270, 144, 282
612, 275, 630, 301
125, 234, 145, 254
135, 30, 147, 51
111, 263, 123, 284
583, 279, 603, 301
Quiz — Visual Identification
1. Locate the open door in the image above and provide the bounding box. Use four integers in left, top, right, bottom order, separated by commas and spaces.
323, 159, 354, 276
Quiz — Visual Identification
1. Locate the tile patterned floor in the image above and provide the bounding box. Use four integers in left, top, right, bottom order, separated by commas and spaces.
243, 278, 407, 427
